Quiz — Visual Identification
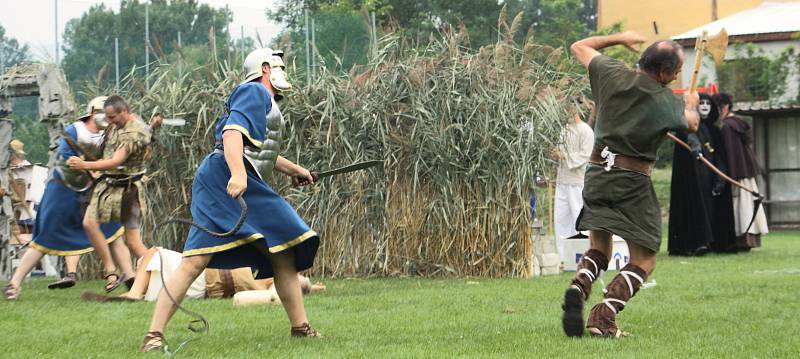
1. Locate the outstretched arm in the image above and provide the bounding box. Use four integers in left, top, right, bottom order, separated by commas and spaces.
570, 31, 646, 68
67, 147, 129, 171
276, 156, 315, 186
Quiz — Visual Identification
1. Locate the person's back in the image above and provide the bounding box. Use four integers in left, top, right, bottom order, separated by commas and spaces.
590, 56, 685, 160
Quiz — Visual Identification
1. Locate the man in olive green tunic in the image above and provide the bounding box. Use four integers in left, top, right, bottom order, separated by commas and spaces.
68, 95, 153, 291
561, 32, 699, 338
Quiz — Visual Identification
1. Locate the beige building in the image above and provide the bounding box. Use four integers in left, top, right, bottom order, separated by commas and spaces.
598, 0, 766, 44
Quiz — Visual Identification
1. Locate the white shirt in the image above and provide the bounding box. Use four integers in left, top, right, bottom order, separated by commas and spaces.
556, 120, 594, 185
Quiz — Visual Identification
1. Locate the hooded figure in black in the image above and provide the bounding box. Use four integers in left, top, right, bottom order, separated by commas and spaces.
702, 94, 737, 253
668, 93, 736, 255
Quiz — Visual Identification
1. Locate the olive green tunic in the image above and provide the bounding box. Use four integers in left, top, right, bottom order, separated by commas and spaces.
90, 117, 151, 223
576, 55, 688, 252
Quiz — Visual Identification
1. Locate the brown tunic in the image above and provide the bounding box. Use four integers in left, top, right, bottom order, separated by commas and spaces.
90, 117, 151, 223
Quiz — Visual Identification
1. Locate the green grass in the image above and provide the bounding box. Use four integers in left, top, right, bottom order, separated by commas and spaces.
2, 231, 799, 358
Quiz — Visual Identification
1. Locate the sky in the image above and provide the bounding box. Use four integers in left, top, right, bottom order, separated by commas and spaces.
0, 0, 284, 62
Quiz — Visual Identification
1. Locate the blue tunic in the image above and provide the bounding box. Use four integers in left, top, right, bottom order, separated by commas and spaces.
182, 83, 319, 279
30, 123, 125, 256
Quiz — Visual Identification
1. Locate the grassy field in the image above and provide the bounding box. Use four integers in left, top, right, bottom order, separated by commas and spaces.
2, 231, 798, 358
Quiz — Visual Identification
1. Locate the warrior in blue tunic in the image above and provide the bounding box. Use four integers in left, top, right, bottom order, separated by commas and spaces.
141, 48, 320, 352
3, 97, 127, 300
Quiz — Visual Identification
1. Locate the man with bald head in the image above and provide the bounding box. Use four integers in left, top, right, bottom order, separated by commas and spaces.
561, 33, 700, 338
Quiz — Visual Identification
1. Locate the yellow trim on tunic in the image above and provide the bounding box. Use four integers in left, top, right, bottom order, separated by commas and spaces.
182, 233, 264, 256
29, 227, 125, 256
222, 125, 263, 147
181, 230, 317, 257
269, 230, 317, 253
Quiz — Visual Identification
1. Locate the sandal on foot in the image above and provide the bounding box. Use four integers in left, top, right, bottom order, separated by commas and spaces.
588, 326, 630, 338
48, 272, 77, 289
562, 287, 585, 337
140, 331, 165, 352
291, 323, 320, 338
104, 271, 121, 293
3, 284, 20, 301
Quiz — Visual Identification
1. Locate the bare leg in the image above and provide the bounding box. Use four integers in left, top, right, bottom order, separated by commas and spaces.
147, 254, 211, 333
121, 248, 157, 299
83, 211, 116, 275
110, 237, 135, 279
270, 250, 308, 327
627, 241, 657, 275
589, 229, 613, 257
123, 228, 148, 259
64, 255, 80, 274
9, 247, 45, 288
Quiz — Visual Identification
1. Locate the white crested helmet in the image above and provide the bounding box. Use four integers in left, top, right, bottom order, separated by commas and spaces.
241, 48, 292, 93
78, 96, 109, 128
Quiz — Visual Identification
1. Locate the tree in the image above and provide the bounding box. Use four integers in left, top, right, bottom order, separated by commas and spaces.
0, 24, 31, 71
269, 0, 597, 77
61, 0, 233, 96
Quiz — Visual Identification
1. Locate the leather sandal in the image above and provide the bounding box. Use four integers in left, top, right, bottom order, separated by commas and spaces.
3, 284, 20, 301
291, 323, 320, 338
48, 272, 77, 289
104, 271, 121, 293
140, 331, 165, 352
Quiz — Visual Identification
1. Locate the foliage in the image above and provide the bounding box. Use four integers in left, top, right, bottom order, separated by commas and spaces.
8, 117, 50, 164
3, 231, 799, 357
511, 0, 596, 49
60, 0, 233, 100
592, 22, 639, 68
0, 25, 30, 71
716, 43, 797, 103
87, 9, 585, 277
269, 0, 596, 76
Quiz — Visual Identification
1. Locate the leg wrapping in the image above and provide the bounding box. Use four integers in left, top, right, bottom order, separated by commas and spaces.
587, 264, 647, 332
569, 249, 608, 300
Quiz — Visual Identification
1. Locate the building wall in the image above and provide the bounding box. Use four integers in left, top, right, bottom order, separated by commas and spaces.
597, 0, 762, 44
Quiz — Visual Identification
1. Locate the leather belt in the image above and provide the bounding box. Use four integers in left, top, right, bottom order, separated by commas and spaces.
590, 147, 654, 177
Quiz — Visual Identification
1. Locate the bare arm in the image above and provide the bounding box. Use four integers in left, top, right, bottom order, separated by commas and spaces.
570, 31, 646, 68
276, 156, 315, 186
684, 92, 700, 133
222, 130, 247, 197
67, 147, 128, 171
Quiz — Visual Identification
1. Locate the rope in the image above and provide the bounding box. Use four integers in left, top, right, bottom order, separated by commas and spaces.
150, 196, 248, 355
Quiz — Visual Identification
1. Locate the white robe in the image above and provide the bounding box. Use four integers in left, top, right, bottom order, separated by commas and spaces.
732, 177, 768, 236
554, 121, 593, 255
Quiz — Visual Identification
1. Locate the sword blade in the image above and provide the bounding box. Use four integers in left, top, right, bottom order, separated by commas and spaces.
315, 160, 383, 179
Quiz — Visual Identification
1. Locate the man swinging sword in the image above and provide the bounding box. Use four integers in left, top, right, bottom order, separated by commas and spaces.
141, 48, 321, 352
562, 32, 699, 337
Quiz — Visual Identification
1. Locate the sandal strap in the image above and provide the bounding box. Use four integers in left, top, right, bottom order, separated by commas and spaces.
3, 284, 20, 300
140, 331, 165, 352
291, 323, 319, 337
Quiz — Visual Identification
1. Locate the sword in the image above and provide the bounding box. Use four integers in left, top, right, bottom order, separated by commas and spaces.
294, 160, 383, 186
